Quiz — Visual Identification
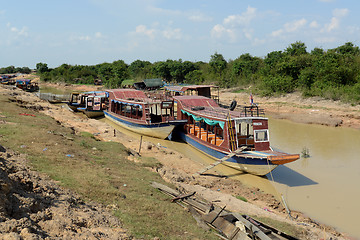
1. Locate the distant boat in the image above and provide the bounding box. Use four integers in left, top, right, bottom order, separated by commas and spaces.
164, 84, 220, 103
15, 79, 39, 92
104, 89, 187, 139
82, 92, 107, 118
67, 91, 104, 113
173, 95, 300, 176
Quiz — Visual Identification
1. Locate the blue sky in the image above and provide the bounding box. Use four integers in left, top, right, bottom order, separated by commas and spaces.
1, 0, 359, 68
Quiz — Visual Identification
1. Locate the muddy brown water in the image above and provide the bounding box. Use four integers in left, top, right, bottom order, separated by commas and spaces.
103, 117, 359, 238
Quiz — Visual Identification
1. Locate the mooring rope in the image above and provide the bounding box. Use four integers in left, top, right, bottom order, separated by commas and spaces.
266, 157, 294, 220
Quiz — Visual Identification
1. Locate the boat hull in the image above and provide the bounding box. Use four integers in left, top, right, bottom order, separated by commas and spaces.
178, 132, 278, 176
84, 110, 104, 118
104, 111, 175, 139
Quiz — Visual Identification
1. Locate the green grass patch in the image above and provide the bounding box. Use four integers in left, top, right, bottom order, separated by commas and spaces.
250, 215, 303, 237
236, 195, 248, 202
0, 93, 216, 240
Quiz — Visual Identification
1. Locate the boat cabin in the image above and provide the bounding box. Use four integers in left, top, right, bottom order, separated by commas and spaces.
165, 85, 220, 104
107, 89, 176, 123
84, 92, 108, 111
174, 95, 270, 152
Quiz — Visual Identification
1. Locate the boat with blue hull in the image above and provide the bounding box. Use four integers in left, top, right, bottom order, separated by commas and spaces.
172, 95, 299, 176
104, 89, 187, 139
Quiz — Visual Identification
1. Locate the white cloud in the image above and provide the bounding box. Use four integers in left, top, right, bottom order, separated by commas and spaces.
210, 6, 257, 42
135, 24, 155, 39
323, 17, 339, 32
6, 23, 28, 37
310, 21, 320, 28
188, 13, 213, 22
270, 18, 307, 38
271, 29, 283, 37
70, 35, 91, 41
333, 8, 349, 18
162, 28, 182, 40
223, 6, 257, 27
95, 32, 103, 38
284, 18, 307, 32
321, 8, 348, 33
211, 24, 236, 42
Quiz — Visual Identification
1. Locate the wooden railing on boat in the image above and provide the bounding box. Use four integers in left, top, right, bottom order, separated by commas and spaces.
182, 103, 265, 119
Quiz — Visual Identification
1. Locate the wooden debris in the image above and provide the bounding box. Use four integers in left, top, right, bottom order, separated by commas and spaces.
151, 181, 299, 240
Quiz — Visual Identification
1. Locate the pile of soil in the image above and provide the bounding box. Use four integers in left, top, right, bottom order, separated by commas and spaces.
0, 145, 129, 239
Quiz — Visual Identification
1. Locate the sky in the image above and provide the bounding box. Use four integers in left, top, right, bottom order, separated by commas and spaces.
1, 0, 359, 68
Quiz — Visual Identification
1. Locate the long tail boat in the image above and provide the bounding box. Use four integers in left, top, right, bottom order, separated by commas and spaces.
172, 95, 299, 176
104, 89, 187, 139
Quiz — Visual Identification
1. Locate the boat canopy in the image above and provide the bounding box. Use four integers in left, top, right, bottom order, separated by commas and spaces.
181, 109, 225, 129
111, 99, 143, 109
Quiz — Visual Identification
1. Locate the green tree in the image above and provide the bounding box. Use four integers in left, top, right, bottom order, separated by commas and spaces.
285, 41, 307, 56
129, 60, 151, 79
36, 62, 49, 73
209, 52, 227, 77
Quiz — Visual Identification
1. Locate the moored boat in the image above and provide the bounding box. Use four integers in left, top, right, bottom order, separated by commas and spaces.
67, 91, 104, 113
104, 89, 187, 139
172, 95, 300, 176
15, 79, 39, 92
82, 92, 108, 118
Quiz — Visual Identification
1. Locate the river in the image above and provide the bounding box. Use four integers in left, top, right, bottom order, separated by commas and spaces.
103, 117, 360, 238
268, 118, 360, 238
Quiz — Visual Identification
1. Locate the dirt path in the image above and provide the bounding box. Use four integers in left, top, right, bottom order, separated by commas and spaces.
1, 83, 353, 239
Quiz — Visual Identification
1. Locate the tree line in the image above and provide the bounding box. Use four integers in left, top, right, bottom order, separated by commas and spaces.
2, 41, 360, 104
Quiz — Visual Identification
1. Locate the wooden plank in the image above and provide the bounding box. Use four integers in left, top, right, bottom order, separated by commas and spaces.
231, 213, 272, 240
171, 192, 196, 202
195, 146, 247, 175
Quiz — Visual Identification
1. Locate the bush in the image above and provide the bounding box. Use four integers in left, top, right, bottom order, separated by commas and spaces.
261, 75, 295, 95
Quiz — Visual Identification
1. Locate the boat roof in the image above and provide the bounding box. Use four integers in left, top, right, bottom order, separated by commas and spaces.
174, 95, 266, 121
16, 79, 31, 84
165, 84, 218, 92
107, 89, 147, 100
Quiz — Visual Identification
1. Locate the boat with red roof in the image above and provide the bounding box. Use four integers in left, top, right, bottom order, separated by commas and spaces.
172, 95, 300, 176
104, 89, 187, 139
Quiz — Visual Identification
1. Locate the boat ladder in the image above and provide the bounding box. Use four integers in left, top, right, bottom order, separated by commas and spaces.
144, 104, 151, 122
227, 114, 237, 151
194, 146, 247, 175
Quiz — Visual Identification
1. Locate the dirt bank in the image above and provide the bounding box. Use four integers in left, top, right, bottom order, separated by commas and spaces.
0, 83, 352, 239
0, 146, 129, 239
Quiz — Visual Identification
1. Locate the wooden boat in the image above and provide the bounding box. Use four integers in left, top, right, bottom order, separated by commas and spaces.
82, 92, 108, 118
104, 89, 187, 139
67, 91, 103, 113
172, 95, 300, 176
164, 84, 220, 103
67, 92, 84, 111
15, 79, 39, 92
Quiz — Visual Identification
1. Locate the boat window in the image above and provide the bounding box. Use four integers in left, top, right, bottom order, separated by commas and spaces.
161, 101, 173, 109
254, 130, 269, 142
